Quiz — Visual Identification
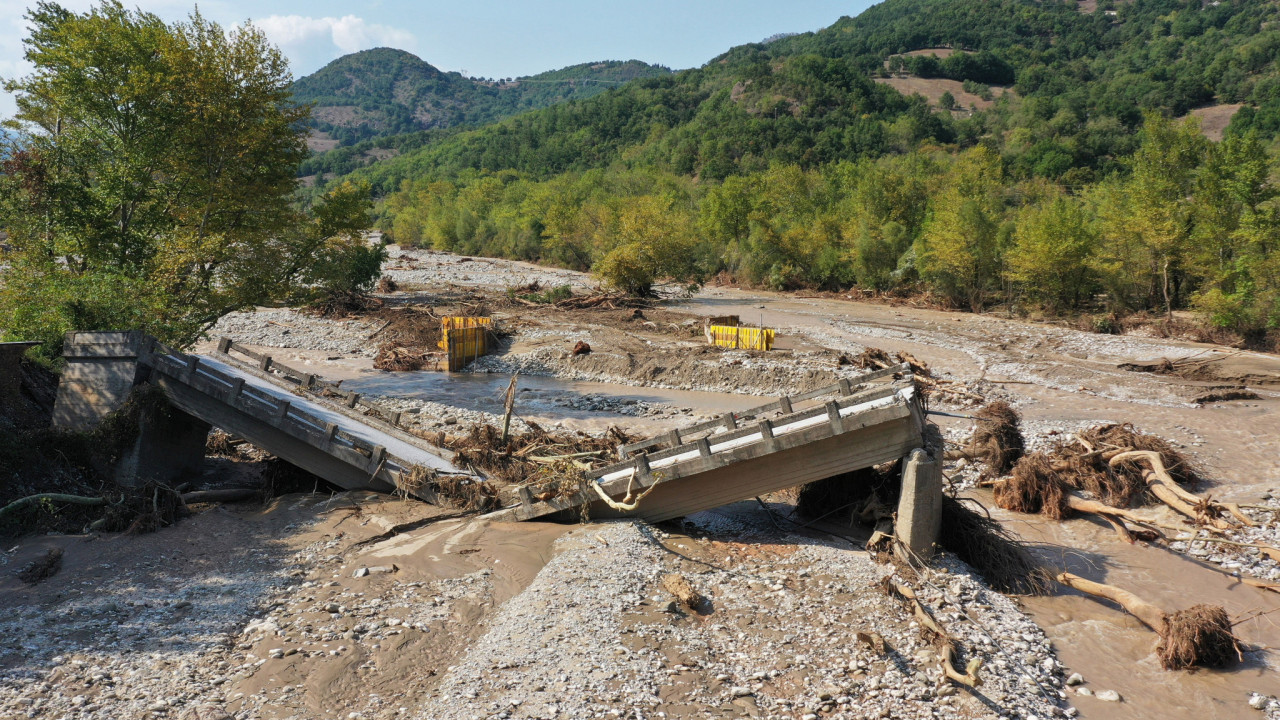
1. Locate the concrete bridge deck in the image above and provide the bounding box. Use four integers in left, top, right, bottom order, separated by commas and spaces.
487, 365, 933, 527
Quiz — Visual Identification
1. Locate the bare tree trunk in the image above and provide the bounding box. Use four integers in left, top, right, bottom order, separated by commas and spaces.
1162, 256, 1173, 320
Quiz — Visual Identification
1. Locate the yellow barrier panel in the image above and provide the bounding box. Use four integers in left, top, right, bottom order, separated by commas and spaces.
707, 325, 775, 351
444, 326, 488, 372
438, 317, 492, 350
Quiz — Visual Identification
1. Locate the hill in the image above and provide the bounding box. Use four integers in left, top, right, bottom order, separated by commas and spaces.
315, 0, 1280, 346
291, 48, 671, 147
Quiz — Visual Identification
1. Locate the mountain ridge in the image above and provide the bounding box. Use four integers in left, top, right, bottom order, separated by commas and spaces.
292, 48, 672, 146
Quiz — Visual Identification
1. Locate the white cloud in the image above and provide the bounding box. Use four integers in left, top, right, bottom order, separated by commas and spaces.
251, 15, 416, 75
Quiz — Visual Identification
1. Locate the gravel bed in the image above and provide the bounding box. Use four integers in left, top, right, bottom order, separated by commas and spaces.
383, 248, 595, 292
411, 517, 1070, 720
208, 308, 380, 356
0, 497, 330, 720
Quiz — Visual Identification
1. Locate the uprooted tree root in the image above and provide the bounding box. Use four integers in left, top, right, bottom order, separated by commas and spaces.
964, 402, 1025, 475
998, 424, 1255, 537
1057, 572, 1242, 670
939, 496, 1053, 596
998, 453, 1165, 544
1077, 423, 1200, 488
997, 453, 1068, 520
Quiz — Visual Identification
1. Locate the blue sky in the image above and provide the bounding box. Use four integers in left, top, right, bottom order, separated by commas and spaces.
1, 1, 876, 116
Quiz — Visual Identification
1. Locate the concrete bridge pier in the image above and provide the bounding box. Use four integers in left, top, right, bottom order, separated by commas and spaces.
113, 401, 211, 487
51, 331, 211, 487
895, 427, 944, 563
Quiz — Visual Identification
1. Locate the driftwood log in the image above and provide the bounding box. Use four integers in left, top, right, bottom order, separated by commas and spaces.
1056, 572, 1242, 670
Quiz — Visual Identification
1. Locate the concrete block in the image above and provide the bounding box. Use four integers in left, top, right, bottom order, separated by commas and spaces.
895, 446, 943, 563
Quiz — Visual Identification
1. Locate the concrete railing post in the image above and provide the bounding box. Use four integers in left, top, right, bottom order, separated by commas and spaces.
895, 446, 943, 563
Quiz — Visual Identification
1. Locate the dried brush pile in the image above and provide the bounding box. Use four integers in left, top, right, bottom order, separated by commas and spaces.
309, 290, 383, 317
96, 482, 188, 534
967, 401, 1025, 475
373, 343, 437, 371
796, 462, 1050, 595
399, 465, 500, 512
426, 423, 633, 488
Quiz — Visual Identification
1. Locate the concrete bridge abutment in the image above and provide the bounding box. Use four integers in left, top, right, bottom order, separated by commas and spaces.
52, 331, 210, 487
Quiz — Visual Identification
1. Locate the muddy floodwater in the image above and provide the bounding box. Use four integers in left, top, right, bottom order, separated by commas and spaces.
341, 366, 765, 433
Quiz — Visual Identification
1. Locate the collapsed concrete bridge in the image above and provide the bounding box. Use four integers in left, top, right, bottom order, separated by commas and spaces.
485, 366, 942, 556
51, 332, 474, 502
51, 331, 943, 557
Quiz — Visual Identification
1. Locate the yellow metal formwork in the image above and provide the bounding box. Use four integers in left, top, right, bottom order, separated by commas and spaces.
439, 317, 493, 371
707, 325, 775, 351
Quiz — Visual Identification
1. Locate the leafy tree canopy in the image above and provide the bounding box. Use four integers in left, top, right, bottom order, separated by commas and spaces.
0, 2, 376, 361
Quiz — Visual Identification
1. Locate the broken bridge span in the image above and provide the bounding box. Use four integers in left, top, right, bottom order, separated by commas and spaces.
50, 331, 942, 557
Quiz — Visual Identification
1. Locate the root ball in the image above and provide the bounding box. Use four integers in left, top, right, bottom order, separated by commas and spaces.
968, 402, 1024, 475
1158, 604, 1242, 670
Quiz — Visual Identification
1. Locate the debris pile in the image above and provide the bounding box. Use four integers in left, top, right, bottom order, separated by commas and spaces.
850, 346, 986, 404
796, 460, 1052, 597
422, 423, 633, 491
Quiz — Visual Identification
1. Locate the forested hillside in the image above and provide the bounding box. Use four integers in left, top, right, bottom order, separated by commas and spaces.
292, 48, 670, 146
320, 0, 1280, 345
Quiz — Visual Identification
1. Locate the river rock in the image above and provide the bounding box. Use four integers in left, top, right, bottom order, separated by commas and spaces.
1065, 672, 1084, 686
1096, 689, 1122, 702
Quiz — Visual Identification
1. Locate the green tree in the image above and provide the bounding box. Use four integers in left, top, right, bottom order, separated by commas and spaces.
1121, 114, 1206, 317
0, 2, 363, 359
916, 146, 1007, 310
1007, 193, 1098, 311
593, 195, 706, 296
1190, 132, 1280, 336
